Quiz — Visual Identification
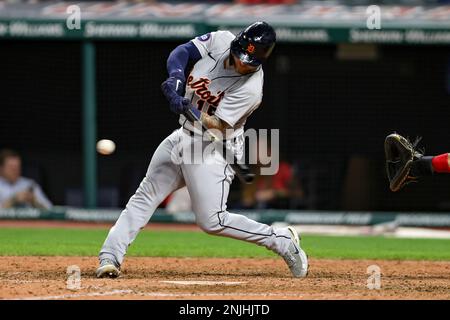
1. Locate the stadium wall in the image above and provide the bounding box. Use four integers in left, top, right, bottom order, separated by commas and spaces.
1, 2, 449, 211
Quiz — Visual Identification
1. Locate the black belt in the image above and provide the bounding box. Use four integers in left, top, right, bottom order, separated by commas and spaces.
182, 127, 237, 143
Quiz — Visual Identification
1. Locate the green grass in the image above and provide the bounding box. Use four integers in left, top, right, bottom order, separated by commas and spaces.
1, 228, 450, 260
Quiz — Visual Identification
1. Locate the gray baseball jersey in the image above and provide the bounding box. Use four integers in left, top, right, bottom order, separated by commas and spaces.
180, 31, 263, 139
99, 31, 294, 267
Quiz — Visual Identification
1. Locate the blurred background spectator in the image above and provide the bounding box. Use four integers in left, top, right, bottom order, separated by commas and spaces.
241, 159, 305, 209
240, 137, 306, 209
0, 149, 52, 209
242, 161, 304, 209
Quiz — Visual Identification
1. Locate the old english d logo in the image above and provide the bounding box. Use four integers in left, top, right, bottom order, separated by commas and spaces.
247, 43, 255, 53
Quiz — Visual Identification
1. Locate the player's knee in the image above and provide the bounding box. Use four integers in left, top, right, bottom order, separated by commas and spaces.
196, 211, 225, 234
197, 220, 222, 234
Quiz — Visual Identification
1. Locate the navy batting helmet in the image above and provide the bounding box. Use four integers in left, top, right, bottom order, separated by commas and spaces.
230, 21, 276, 67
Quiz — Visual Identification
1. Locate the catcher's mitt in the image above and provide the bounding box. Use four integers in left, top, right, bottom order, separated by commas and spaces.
384, 133, 423, 192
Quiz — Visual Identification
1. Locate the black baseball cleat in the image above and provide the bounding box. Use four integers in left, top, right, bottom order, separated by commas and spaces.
96, 258, 121, 278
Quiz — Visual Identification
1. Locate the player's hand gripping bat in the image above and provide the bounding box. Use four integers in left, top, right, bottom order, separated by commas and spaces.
183, 108, 255, 184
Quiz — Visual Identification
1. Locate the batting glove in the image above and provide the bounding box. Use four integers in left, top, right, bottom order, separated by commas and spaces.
161, 77, 189, 114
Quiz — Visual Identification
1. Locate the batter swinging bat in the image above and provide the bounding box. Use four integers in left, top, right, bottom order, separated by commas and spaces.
183, 108, 255, 184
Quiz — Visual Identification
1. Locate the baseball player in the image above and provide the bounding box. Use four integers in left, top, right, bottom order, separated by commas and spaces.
385, 133, 450, 191
96, 22, 308, 278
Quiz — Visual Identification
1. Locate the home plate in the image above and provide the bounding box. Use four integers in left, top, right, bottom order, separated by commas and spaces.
161, 281, 246, 286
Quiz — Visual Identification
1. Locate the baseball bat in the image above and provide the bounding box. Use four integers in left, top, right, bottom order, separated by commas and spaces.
183, 108, 255, 184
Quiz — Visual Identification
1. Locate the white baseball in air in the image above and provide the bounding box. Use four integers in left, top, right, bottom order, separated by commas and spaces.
96, 139, 116, 155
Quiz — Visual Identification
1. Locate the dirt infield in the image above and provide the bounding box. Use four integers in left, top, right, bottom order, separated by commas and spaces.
1, 256, 450, 300
1, 220, 450, 300
0, 219, 201, 231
